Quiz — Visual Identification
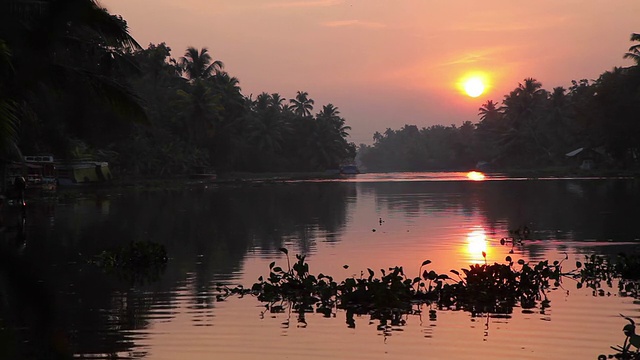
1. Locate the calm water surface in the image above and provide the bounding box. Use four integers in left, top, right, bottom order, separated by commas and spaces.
3, 172, 640, 359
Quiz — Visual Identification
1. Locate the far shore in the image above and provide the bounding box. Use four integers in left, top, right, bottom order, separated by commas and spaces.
89, 167, 640, 189
14, 167, 640, 202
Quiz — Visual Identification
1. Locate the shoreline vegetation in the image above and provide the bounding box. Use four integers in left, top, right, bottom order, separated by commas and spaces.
2, 4, 640, 182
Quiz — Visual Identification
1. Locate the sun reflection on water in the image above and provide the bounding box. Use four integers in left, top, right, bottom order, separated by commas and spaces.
465, 228, 489, 263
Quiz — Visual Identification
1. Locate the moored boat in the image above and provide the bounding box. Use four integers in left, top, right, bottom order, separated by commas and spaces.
56, 160, 112, 185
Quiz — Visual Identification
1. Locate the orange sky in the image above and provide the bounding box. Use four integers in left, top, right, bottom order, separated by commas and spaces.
100, 0, 640, 145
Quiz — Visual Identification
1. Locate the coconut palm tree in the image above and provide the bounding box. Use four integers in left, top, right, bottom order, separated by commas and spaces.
624, 33, 640, 64
269, 93, 286, 111
478, 100, 503, 122
0, 39, 21, 193
254, 92, 271, 112
250, 108, 290, 155
247, 93, 290, 155
289, 91, 314, 117
175, 80, 221, 145
505, 78, 546, 117
0, 40, 18, 155
179, 47, 224, 81
500, 78, 552, 164
0, 0, 148, 158
316, 104, 351, 138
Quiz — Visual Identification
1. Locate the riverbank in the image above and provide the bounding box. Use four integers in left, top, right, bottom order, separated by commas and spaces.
495, 166, 640, 179
40, 171, 344, 198
17, 167, 640, 202
113, 171, 340, 188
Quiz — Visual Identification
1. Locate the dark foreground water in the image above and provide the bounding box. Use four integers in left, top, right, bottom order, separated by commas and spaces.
2, 172, 640, 359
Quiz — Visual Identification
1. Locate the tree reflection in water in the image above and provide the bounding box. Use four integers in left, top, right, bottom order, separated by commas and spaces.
0, 182, 355, 358
2, 178, 640, 358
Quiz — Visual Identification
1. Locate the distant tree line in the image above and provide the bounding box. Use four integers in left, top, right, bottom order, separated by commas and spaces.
0, 0, 356, 176
359, 34, 640, 172
120, 44, 355, 174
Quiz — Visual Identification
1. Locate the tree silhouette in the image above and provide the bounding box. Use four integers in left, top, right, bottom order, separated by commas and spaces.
289, 91, 315, 117
179, 47, 224, 81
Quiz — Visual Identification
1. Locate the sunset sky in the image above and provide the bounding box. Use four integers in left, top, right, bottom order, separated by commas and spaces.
101, 0, 640, 145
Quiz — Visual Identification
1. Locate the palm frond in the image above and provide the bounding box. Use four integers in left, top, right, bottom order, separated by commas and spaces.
87, 73, 148, 123
0, 99, 20, 157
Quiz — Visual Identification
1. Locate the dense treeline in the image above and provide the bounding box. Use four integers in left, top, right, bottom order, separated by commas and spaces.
0, 1, 355, 176
359, 35, 640, 172
120, 44, 356, 174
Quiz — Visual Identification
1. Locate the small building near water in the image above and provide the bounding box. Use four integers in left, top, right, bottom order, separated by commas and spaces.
565, 147, 609, 170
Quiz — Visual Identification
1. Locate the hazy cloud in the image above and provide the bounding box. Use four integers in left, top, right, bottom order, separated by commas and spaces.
265, 0, 343, 9
321, 20, 386, 29
448, 16, 572, 34
438, 46, 519, 67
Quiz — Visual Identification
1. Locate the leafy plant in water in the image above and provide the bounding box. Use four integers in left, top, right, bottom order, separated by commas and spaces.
93, 241, 168, 284
571, 253, 640, 299
251, 248, 339, 316
245, 248, 640, 356
249, 249, 569, 329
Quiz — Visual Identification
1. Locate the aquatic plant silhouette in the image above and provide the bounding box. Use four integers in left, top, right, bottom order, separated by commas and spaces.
248, 248, 566, 327
225, 247, 640, 355
599, 315, 640, 360
571, 253, 640, 298
92, 240, 168, 284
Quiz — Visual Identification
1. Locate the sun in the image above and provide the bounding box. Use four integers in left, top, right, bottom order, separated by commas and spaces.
464, 77, 485, 98
457, 72, 490, 98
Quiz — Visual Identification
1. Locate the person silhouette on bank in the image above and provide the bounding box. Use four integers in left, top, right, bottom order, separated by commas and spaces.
14, 176, 26, 206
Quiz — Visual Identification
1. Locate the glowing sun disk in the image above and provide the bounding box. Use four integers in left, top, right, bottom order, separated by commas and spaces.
457, 72, 491, 99
464, 78, 485, 97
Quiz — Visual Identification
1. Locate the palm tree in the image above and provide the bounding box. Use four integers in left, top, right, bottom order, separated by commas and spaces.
508, 78, 546, 115
179, 47, 224, 81
269, 93, 286, 111
249, 108, 290, 155
289, 91, 314, 117
0, 39, 21, 192
247, 93, 291, 156
0, 39, 18, 153
475, 100, 505, 161
624, 33, 640, 64
210, 72, 244, 116
316, 104, 351, 138
478, 100, 503, 122
500, 78, 551, 164
0, 0, 148, 158
254, 92, 271, 112
175, 80, 221, 145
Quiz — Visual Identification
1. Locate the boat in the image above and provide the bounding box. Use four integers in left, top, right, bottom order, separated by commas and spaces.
55, 159, 112, 186
15, 155, 57, 191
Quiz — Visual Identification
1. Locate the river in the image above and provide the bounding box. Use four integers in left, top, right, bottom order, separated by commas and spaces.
2, 172, 640, 359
